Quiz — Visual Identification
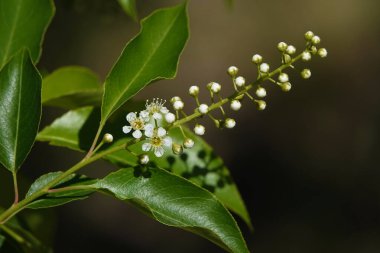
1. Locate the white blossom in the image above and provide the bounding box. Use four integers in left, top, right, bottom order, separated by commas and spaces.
252, 54, 263, 64
122, 112, 149, 139
183, 138, 194, 148
302, 51, 312, 61
141, 98, 169, 120
256, 87, 267, 98
194, 124, 205, 135
224, 118, 236, 129
259, 63, 270, 73
165, 112, 176, 124
286, 45, 296, 55
227, 66, 239, 76
173, 100, 184, 110
189, 85, 200, 96
142, 124, 172, 157
311, 35, 321, 45
318, 48, 328, 58
278, 73, 289, 83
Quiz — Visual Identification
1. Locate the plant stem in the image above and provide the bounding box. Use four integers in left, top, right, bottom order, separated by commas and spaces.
0, 142, 126, 225
0, 224, 24, 243
85, 123, 104, 158
47, 185, 94, 194
11, 172, 19, 205
171, 52, 303, 128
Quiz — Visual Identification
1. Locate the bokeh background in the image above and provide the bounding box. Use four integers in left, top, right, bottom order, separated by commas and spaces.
2, 0, 380, 252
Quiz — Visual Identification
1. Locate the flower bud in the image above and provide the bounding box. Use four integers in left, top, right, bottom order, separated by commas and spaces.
301, 69, 311, 79
173, 100, 184, 110
256, 100, 266, 110
278, 73, 289, 83
283, 54, 292, 64
311, 35, 321, 45
277, 42, 288, 52
103, 133, 113, 143
259, 63, 270, 73
139, 154, 149, 165
235, 76, 245, 87
198, 104, 209, 114
170, 96, 181, 104
224, 118, 236, 129
255, 87, 267, 98
286, 45, 296, 55
210, 82, 221, 93
194, 124, 205, 135
280, 82, 292, 92
230, 100, 241, 111
304, 31, 314, 40
172, 143, 183, 155
227, 66, 239, 77
189, 85, 199, 96
252, 54, 263, 64
318, 48, 328, 58
310, 46, 318, 55
302, 51, 312, 61
183, 138, 194, 149
165, 112, 176, 124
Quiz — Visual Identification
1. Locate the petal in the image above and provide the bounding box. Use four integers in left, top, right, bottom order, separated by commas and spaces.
163, 137, 172, 147
142, 143, 152, 152
160, 107, 169, 114
132, 130, 142, 139
153, 112, 162, 120
144, 124, 154, 137
154, 147, 164, 157
122, 126, 132, 134
126, 112, 136, 122
157, 127, 166, 137
139, 110, 149, 119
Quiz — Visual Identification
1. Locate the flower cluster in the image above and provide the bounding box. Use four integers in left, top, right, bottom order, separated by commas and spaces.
120, 31, 327, 164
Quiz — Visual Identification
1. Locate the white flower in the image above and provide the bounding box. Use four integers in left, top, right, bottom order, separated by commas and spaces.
142, 124, 172, 157
235, 76, 245, 87
198, 104, 209, 114
142, 98, 169, 120
252, 54, 263, 64
259, 63, 270, 73
230, 100, 241, 111
122, 112, 149, 139
139, 154, 149, 165
165, 112, 176, 124
194, 124, 205, 135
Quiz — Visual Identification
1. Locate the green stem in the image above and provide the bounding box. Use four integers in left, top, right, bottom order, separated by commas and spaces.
85, 122, 105, 158
12, 172, 18, 205
0, 142, 126, 224
171, 52, 303, 128
0, 224, 24, 243
47, 185, 94, 194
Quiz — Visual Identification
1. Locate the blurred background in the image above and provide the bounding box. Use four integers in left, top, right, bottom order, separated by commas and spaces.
2, 0, 380, 252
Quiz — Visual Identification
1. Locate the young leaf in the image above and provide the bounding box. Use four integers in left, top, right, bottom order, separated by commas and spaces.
0, 50, 42, 172
36, 107, 252, 228
95, 167, 249, 253
101, 3, 188, 124
0, 0, 55, 69
42, 66, 102, 109
117, 0, 138, 21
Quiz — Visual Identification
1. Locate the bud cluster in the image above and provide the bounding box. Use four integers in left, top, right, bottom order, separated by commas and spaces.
117, 31, 327, 164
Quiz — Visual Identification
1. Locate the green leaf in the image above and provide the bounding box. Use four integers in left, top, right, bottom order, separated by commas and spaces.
117, 0, 138, 21
42, 66, 102, 109
101, 3, 189, 123
25, 172, 95, 209
36, 107, 252, 228
0, 0, 55, 69
0, 234, 5, 248
95, 167, 249, 253
0, 50, 42, 172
